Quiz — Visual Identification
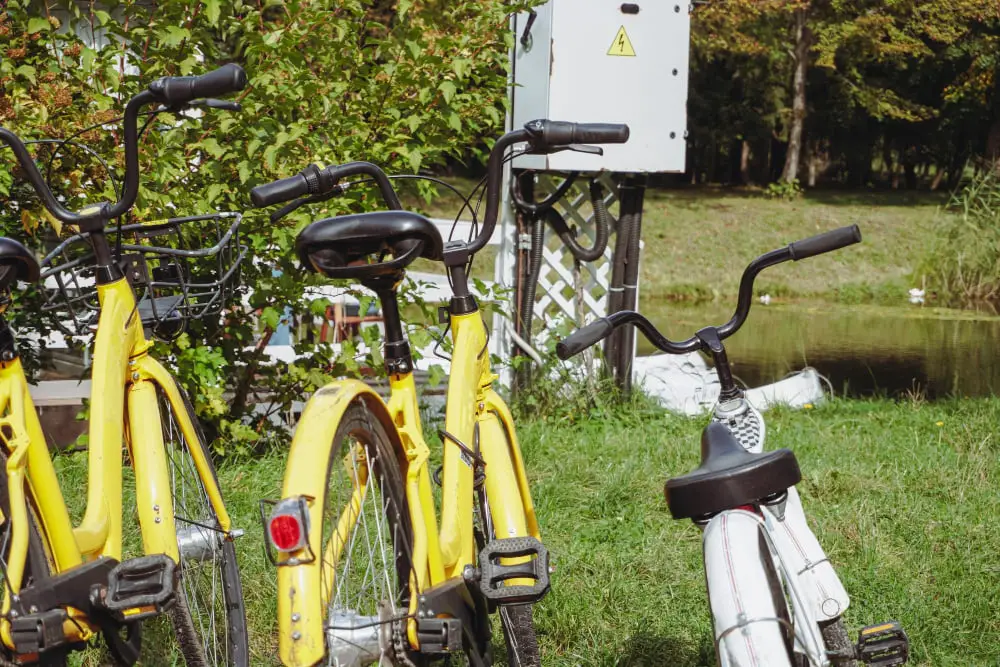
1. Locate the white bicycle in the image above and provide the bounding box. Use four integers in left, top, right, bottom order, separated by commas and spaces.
557, 225, 910, 667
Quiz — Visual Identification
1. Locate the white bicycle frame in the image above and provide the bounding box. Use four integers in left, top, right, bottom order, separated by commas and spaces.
702, 402, 850, 667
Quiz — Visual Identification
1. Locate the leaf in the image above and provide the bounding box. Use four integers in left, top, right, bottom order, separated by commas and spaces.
200, 138, 226, 159
14, 65, 36, 85
407, 148, 422, 172
205, 0, 222, 26
261, 306, 282, 330
447, 112, 462, 133
27, 17, 51, 33
439, 80, 457, 104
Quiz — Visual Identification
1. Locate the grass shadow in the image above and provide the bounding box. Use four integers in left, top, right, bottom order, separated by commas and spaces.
614, 631, 715, 667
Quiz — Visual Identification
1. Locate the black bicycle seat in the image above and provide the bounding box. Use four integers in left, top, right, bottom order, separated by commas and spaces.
296, 210, 443, 282
665, 422, 800, 520
0, 238, 40, 292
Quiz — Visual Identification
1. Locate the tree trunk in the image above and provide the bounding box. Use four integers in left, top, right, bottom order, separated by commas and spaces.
781, 9, 810, 184
740, 140, 752, 185
930, 167, 945, 191
987, 116, 1000, 173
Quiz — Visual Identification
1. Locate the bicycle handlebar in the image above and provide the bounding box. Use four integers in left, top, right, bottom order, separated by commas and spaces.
524, 120, 630, 145
1, 64, 247, 229
147, 63, 247, 106
252, 119, 630, 252
788, 225, 862, 261
557, 225, 863, 360
250, 161, 403, 211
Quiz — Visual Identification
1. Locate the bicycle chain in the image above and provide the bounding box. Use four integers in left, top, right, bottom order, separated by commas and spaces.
391, 617, 418, 667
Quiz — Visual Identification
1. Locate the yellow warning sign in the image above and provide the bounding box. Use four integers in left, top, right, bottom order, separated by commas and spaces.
607, 25, 636, 57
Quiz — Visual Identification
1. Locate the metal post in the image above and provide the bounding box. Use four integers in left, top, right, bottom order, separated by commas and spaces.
607, 174, 646, 393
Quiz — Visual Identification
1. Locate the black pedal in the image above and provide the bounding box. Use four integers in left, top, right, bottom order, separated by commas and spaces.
858, 621, 909, 665
103, 554, 177, 621
10, 609, 70, 656
478, 536, 550, 605
416, 617, 464, 653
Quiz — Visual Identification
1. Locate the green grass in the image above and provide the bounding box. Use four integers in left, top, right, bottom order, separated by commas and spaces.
636, 188, 945, 302
402, 182, 948, 302
46, 396, 995, 665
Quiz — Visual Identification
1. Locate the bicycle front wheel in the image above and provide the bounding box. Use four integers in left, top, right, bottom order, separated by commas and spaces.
318, 401, 414, 666
158, 387, 249, 666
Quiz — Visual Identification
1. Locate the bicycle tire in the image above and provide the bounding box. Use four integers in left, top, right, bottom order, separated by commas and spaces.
157, 387, 249, 667
0, 451, 67, 666
818, 618, 857, 667
704, 511, 794, 667
318, 400, 414, 666
488, 417, 540, 667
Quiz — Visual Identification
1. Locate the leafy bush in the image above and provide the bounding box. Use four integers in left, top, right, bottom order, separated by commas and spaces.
0, 0, 532, 453
920, 168, 1000, 306
763, 178, 803, 201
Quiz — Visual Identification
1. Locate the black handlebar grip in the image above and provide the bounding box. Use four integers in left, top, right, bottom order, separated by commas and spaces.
556, 318, 615, 360
787, 224, 862, 261
148, 63, 248, 106
526, 120, 631, 146
571, 123, 630, 144
250, 173, 309, 208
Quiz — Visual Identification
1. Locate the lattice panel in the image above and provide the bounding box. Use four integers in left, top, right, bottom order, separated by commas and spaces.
531, 172, 618, 336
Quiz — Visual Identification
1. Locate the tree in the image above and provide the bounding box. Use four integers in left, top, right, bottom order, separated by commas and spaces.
1, 0, 531, 452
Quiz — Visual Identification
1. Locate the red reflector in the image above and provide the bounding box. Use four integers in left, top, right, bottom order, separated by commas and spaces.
269, 514, 303, 551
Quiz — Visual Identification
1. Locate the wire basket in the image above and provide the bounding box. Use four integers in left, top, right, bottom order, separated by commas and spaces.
40, 212, 246, 339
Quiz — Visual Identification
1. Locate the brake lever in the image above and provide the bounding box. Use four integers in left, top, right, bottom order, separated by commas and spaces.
532, 143, 604, 156
269, 185, 347, 224
567, 143, 603, 155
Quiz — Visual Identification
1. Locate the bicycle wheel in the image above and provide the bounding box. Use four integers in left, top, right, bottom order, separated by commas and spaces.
482, 417, 540, 667
817, 619, 856, 667
158, 387, 249, 666
319, 401, 414, 666
0, 452, 67, 666
704, 510, 795, 667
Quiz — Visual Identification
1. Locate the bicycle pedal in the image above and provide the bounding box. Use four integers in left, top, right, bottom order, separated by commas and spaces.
10, 608, 72, 657
103, 554, 177, 621
857, 621, 909, 665
478, 536, 550, 605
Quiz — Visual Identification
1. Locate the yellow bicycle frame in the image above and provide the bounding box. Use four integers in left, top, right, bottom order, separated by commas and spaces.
274, 309, 540, 667
0, 277, 231, 650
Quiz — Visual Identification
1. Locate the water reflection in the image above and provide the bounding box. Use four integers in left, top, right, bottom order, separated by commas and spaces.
640, 302, 1000, 399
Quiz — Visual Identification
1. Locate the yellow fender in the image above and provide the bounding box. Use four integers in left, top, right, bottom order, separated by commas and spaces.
276, 379, 405, 667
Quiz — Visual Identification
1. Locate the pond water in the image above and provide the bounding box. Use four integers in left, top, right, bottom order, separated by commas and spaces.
639, 301, 1000, 399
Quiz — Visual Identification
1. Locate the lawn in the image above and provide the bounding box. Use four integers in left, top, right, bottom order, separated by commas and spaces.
55, 396, 999, 665
403, 183, 948, 303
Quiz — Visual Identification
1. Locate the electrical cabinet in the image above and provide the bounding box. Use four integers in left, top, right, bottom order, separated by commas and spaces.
510, 1, 690, 173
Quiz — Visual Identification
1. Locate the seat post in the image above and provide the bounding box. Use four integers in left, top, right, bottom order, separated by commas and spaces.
374, 286, 413, 376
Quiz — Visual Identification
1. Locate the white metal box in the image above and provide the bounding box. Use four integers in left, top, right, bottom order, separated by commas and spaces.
510, 1, 690, 173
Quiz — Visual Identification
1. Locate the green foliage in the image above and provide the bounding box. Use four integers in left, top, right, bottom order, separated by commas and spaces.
0, 0, 530, 453
688, 0, 1000, 187
920, 168, 1000, 306
763, 178, 803, 201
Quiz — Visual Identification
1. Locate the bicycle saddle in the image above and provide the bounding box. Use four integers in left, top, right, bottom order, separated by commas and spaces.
0, 238, 40, 291
665, 422, 800, 520
296, 211, 443, 282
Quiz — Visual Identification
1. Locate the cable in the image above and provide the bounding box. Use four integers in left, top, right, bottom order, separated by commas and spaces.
24, 138, 121, 200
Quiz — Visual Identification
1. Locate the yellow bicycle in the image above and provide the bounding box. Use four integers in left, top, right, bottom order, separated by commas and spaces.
0, 65, 249, 665
251, 120, 629, 666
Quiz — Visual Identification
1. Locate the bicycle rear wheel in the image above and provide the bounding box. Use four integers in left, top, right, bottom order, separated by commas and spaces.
479, 415, 540, 667
704, 510, 795, 667
157, 387, 249, 667
318, 401, 414, 666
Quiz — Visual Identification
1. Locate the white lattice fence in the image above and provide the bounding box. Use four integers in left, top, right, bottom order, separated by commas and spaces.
531, 172, 618, 334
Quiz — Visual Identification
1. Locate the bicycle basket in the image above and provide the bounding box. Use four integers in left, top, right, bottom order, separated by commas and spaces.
40, 212, 246, 338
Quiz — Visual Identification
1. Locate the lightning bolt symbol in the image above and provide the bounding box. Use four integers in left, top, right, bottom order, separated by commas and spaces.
618, 34, 625, 51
